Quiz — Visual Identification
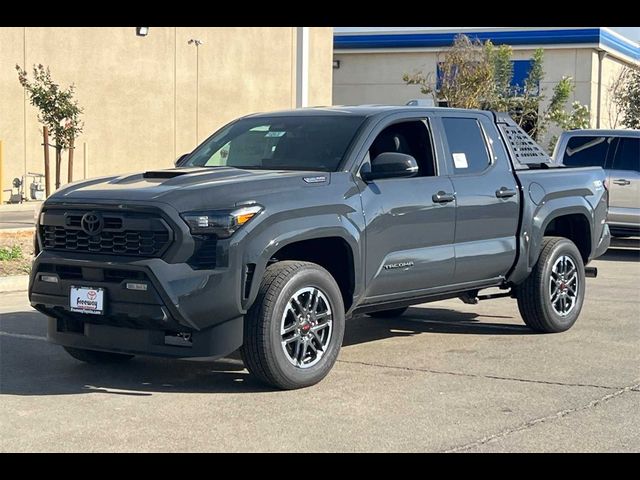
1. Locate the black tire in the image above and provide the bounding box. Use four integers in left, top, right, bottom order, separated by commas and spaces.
516, 236, 586, 333
240, 261, 345, 390
63, 346, 135, 364
367, 307, 408, 319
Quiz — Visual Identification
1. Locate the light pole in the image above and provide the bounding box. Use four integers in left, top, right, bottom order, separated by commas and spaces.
188, 39, 203, 146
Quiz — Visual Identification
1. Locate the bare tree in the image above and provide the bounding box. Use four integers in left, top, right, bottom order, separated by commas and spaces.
608, 67, 632, 129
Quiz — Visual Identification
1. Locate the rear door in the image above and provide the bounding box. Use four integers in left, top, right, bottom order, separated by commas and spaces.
436, 112, 520, 284
607, 136, 640, 231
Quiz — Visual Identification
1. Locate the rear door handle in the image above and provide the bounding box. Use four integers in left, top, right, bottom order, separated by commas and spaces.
613, 179, 631, 186
432, 191, 455, 204
495, 187, 517, 198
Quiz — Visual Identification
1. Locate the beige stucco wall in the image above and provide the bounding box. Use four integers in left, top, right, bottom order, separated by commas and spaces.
598, 53, 634, 129
0, 27, 333, 203
333, 46, 636, 149
334, 47, 596, 106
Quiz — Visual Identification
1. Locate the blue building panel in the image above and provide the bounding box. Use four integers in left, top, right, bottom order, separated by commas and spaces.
334, 28, 640, 62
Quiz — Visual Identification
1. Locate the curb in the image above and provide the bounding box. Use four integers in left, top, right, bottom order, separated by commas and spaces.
0, 275, 29, 293
0, 227, 35, 236
0, 201, 42, 213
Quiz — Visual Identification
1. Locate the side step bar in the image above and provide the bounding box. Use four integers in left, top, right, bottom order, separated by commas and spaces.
460, 268, 597, 305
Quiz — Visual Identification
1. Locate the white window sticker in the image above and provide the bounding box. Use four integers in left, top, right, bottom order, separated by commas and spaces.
265, 131, 286, 137
452, 152, 468, 169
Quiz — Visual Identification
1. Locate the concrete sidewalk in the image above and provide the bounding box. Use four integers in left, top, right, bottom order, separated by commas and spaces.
0, 275, 29, 292
0, 202, 39, 230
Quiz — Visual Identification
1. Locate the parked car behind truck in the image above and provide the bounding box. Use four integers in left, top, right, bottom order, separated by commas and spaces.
553, 129, 640, 237
30, 106, 610, 390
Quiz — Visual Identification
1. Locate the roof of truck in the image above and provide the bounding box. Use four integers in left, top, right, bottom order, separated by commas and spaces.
244, 105, 490, 118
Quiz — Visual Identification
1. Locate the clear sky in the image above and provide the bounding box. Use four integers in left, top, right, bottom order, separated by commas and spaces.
610, 27, 640, 41
334, 27, 640, 43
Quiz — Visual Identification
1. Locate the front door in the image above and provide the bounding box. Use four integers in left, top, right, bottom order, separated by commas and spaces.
358, 118, 456, 301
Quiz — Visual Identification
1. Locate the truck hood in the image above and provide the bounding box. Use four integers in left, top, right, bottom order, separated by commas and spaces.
49, 167, 330, 212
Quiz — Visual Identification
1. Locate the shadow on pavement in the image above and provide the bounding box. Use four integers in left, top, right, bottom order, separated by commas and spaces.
1, 311, 272, 396
598, 247, 640, 262
2, 303, 531, 397
343, 306, 533, 348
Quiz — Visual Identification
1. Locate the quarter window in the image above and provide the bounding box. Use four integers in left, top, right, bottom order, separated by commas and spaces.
562, 136, 612, 168
442, 117, 491, 174
612, 138, 640, 172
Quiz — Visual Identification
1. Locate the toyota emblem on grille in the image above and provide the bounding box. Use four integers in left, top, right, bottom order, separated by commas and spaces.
81, 212, 104, 236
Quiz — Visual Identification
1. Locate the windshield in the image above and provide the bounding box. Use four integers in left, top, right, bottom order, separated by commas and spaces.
183, 115, 366, 172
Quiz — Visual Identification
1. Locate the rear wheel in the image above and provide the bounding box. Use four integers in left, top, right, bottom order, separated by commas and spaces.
241, 261, 345, 390
63, 346, 135, 364
516, 236, 585, 333
367, 307, 408, 319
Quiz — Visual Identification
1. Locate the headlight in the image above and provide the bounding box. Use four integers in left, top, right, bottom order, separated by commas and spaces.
180, 205, 263, 238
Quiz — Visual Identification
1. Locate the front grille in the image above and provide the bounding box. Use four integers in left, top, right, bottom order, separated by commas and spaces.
40, 209, 172, 258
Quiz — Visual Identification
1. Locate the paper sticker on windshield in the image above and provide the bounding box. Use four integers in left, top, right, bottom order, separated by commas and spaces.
453, 152, 468, 169
265, 131, 286, 137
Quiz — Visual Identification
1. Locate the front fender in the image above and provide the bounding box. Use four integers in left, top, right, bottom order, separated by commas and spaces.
238, 213, 364, 311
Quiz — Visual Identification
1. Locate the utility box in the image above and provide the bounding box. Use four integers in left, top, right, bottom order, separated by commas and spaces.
30, 181, 45, 200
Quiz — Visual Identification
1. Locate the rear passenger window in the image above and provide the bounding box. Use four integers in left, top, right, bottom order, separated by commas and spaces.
442, 118, 491, 174
562, 136, 612, 168
612, 138, 640, 172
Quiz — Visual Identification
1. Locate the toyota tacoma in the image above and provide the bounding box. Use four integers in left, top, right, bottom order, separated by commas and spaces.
29, 106, 610, 389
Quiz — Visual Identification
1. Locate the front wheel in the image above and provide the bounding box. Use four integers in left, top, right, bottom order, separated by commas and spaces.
241, 261, 345, 390
516, 236, 586, 333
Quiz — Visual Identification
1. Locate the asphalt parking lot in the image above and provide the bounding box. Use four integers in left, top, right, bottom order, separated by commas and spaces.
1, 240, 638, 452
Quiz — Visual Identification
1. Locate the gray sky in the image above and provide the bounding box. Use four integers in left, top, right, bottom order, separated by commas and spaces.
334, 27, 640, 43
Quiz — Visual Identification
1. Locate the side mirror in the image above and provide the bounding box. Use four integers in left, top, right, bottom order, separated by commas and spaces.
175, 153, 190, 167
361, 152, 419, 181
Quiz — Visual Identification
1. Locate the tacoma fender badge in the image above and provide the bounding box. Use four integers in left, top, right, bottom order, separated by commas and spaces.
303, 176, 327, 184
383, 261, 414, 270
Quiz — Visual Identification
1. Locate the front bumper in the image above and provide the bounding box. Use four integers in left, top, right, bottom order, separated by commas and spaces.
29, 250, 246, 358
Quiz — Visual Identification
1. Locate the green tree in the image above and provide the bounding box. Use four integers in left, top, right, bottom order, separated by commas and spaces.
403, 35, 494, 110
16, 64, 84, 189
403, 34, 590, 146
544, 77, 591, 150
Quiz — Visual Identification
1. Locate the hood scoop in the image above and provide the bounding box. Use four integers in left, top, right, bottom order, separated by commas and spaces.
143, 169, 196, 179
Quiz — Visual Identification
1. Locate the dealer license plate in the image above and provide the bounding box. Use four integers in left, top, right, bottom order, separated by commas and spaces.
70, 286, 105, 315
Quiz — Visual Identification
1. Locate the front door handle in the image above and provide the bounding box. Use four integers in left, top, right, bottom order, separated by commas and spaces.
613, 179, 631, 186
432, 191, 455, 204
495, 187, 517, 198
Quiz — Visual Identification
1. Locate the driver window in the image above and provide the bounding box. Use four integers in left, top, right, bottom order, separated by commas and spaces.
368, 120, 436, 177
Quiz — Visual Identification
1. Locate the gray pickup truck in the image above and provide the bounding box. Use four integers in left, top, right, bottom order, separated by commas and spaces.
29, 106, 610, 389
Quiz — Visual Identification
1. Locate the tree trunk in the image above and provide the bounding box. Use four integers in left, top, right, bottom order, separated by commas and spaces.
68, 137, 74, 183
55, 144, 62, 190
43, 126, 51, 197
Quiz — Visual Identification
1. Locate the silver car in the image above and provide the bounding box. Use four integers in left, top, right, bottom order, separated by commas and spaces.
553, 129, 640, 237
